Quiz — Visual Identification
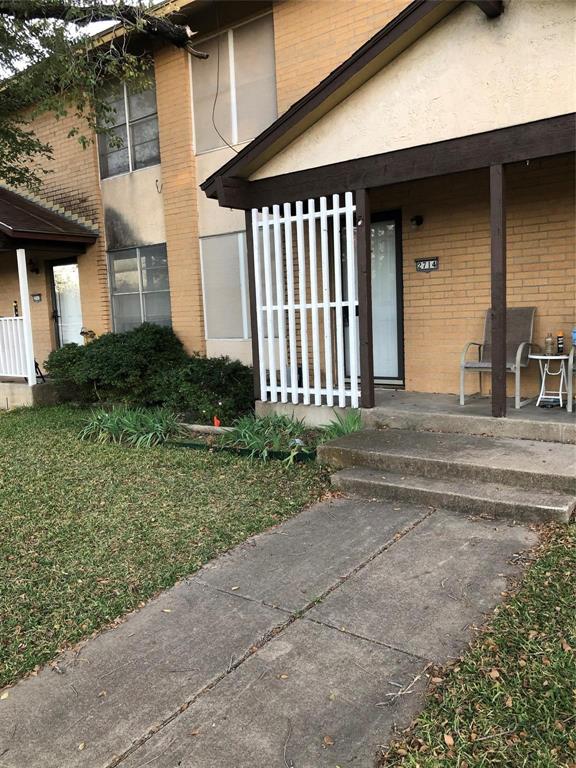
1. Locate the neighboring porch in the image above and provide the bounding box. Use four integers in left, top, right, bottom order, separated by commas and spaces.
0, 187, 98, 408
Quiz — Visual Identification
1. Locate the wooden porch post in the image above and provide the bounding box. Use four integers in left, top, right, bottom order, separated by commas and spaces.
490, 165, 506, 417
16, 247, 36, 387
244, 210, 261, 401
356, 189, 375, 408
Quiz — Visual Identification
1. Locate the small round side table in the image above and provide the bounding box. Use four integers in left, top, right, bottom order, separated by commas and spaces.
529, 353, 569, 407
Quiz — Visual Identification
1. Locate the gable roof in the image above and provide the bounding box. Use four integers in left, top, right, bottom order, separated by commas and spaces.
201, 0, 487, 199
0, 187, 98, 244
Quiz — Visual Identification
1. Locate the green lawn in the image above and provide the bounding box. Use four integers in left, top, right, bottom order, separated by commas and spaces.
0, 406, 328, 688
378, 523, 576, 768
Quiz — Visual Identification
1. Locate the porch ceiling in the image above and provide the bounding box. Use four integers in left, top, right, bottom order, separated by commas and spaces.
0, 187, 98, 245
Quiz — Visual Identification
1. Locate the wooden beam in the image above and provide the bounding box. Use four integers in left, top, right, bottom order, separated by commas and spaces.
490, 165, 506, 418
244, 210, 261, 402
356, 189, 375, 408
472, 1, 504, 19
213, 114, 575, 210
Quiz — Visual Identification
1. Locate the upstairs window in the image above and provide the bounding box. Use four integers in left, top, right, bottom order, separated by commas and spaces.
98, 79, 161, 178
192, 13, 277, 153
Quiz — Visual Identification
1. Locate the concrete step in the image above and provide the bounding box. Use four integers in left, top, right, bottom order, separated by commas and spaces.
318, 429, 576, 494
331, 467, 576, 524
362, 404, 576, 445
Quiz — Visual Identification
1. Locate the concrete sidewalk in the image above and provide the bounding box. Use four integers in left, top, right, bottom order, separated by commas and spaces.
0, 498, 537, 768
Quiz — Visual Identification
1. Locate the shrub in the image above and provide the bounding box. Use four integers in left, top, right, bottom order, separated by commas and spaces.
78, 407, 182, 447
45, 324, 254, 423
151, 354, 253, 423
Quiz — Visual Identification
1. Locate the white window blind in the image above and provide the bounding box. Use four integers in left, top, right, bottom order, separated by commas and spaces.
192, 14, 277, 152
201, 232, 250, 340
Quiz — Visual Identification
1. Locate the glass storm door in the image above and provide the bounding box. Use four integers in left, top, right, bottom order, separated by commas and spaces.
371, 218, 400, 381
343, 214, 402, 383
51, 262, 83, 346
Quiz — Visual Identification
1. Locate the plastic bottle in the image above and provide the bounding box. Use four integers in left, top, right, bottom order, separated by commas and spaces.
545, 332, 554, 356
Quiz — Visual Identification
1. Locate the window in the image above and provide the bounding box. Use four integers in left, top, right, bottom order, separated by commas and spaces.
98, 79, 161, 178
109, 244, 172, 332
192, 14, 277, 153
201, 233, 250, 339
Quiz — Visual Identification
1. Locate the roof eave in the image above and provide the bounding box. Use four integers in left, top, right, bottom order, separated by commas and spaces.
201, 0, 464, 199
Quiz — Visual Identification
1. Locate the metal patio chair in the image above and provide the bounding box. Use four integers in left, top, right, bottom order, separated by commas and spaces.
460, 307, 537, 410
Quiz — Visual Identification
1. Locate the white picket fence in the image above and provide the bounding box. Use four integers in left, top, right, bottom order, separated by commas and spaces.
251, 192, 360, 407
0, 317, 28, 378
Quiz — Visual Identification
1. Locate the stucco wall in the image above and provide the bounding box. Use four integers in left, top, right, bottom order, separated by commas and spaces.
101, 166, 166, 250
254, 0, 576, 180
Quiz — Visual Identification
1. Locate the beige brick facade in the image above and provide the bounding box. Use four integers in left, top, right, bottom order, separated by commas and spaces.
154, 44, 206, 354
272, 0, 410, 114
371, 154, 575, 397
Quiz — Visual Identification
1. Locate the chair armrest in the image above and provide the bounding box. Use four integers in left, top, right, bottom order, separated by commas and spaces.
569, 345, 574, 370
461, 341, 482, 367
515, 341, 540, 369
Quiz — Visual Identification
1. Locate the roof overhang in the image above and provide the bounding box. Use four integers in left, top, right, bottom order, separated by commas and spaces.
201, 0, 489, 200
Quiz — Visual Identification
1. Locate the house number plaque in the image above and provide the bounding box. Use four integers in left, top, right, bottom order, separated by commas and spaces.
415, 258, 439, 272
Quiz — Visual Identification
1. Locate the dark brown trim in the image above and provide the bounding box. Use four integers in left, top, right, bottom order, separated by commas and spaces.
356, 189, 375, 408
201, 0, 461, 197
213, 115, 576, 210
490, 164, 507, 418
0, 228, 96, 244
472, 1, 504, 18
244, 210, 261, 401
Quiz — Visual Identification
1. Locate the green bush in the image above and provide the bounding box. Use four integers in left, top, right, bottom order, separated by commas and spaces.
79, 407, 182, 447
151, 355, 253, 423
45, 324, 254, 423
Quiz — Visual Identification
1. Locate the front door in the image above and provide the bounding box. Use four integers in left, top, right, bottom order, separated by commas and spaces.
50, 262, 83, 346
344, 211, 404, 384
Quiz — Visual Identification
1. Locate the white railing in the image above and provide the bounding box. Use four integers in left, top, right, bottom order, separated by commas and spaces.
251, 192, 360, 407
0, 317, 28, 378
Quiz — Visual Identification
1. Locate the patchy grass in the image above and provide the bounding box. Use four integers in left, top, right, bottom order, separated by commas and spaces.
378, 523, 576, 768
0, 406, 328, 688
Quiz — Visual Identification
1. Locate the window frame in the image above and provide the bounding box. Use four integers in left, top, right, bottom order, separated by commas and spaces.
99, 80, 161, 179
108, 243, 172, 332
200, 231, 250, 341
191, 11, 276, 154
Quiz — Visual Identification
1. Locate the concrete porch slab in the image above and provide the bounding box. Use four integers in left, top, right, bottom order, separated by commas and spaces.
308, 511, 537, 661
365, 391, 576, 444
120, 620, 428, 768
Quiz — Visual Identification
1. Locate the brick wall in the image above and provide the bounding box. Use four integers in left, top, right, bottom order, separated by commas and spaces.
272, 0, 411, 114
21, 110, 109, 338
370, 153, 575, 396
154, 44, 205, 354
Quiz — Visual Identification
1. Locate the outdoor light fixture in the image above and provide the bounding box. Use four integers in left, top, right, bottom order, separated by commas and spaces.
31, 293, 42, 303
410, 215, 424, 228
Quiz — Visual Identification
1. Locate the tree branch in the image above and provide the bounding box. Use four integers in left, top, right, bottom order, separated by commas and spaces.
0, 1, 209, 58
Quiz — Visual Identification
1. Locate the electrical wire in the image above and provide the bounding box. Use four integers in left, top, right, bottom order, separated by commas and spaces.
210, 5, 239, 154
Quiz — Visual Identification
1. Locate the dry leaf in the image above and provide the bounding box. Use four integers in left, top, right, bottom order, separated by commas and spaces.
231, 586, 240, 591
322, 735, 335, 748
444, 733, 454, 747
191, 729, 200, 737
0, 692, 8, 701
505, 695, 513, 708
78, 743, 85, 751
488, 668, 500, 680
277, 673, 289, 680
161, 609, 172, 613
561, 639, 572, 652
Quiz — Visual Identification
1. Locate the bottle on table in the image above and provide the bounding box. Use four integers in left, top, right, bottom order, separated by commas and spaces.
545, 332, 554, 356
557, 331, 564, 354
